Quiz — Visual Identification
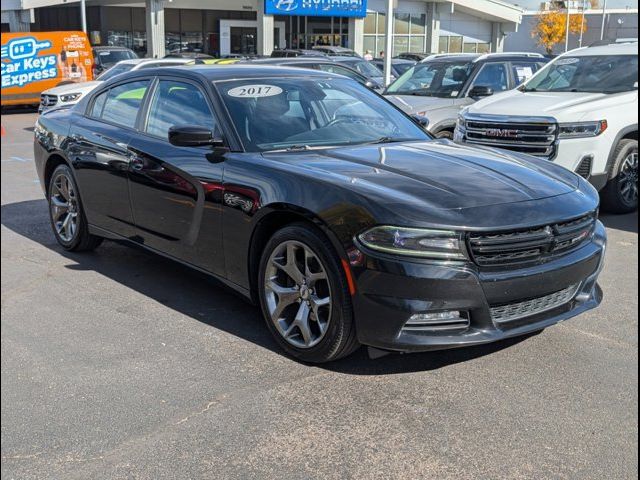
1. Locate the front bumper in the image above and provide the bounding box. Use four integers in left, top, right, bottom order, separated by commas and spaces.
350, 220, 607, 353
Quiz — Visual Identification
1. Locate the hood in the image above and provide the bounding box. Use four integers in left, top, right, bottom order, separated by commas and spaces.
262, 141, 579, 211
466, 89, 637, 122
44, 81, 103, 96
384, 95, 455, 115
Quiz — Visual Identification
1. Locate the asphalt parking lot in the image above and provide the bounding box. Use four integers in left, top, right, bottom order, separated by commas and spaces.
1, 110, 638, 480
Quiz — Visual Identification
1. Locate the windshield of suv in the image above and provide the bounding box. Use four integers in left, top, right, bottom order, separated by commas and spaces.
217, 78, 429, 152
386, 61, 475, 97
97, 63, 135, 81
96, 50, 137, 66
523, 55, 638, 94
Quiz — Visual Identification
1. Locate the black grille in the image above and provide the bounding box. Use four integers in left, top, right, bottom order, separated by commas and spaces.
575, 156, 593, 179
40, 94, 58, 108
462, 118, 558, 158
468, 214, 596, 267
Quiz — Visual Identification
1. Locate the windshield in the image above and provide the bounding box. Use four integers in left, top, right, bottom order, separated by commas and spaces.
217, 78, 430, 152
386, 61, 474, 98
96, 50, 137, 66
97, 64, 135, 81
345, 60, 384, 78
523, 55, 638, 94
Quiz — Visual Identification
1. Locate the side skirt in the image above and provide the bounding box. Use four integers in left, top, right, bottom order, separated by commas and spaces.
88, 224, 253, 302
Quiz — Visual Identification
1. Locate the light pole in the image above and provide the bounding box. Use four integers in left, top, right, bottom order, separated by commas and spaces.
579, 0, 586, 48
80, 0, 87, 33
600, 0, 608, 40
565, 1, 571, 52
384, 0, 395, 87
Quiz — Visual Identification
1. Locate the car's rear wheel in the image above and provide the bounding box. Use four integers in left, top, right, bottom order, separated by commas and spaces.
48, 164, 103, 251
601, 139, 638, 214
258, 224, 359, 363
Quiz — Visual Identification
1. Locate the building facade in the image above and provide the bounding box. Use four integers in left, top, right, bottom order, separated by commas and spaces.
505, 8, 638, 54
2, 0, 524, 58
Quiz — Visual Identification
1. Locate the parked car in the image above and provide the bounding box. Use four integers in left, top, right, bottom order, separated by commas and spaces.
385, 53, 548, 138
311, 45, 360, 57
330, 56, 388, 87
247, 57, 384, 91
371, 58, 416, 78
394, 52, 433, 62
164, 52, 214, 60
456, 42, 639, 213
34, 64, 606, 363
92, 46, 137, 78
271, 49, 327, 58
39, 58, 193, 113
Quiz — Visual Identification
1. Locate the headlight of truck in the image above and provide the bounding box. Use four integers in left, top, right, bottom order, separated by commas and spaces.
457, 114, 466, 129
558, 120, 607, 139
60, 93, 82, 103
358, 226, 467, 260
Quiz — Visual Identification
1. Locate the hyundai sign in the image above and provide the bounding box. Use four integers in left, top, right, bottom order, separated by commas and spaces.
265, 0, 368, 18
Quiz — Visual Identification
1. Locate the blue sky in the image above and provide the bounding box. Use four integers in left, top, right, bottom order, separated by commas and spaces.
511, 0, 638, 9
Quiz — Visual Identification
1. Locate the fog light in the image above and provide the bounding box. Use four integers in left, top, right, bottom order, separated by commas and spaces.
404, 311, 470, 332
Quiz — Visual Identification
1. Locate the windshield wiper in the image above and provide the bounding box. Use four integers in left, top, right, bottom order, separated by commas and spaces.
284, 145, 312, 152
365, 137, 420, 145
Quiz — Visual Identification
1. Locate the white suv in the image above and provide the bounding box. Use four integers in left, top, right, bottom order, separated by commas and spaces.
39, 58, 193, 113
455, 42, 638, 213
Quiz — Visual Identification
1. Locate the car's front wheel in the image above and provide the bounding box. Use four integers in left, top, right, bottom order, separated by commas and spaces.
601, 139, 638, 214
258, 224, 360, 363
48, 164, 103, 251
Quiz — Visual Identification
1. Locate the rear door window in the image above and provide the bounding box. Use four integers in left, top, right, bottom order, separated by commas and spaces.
91, 80, 150, 129
469, 62, 509, 94
511, 62, 541, 86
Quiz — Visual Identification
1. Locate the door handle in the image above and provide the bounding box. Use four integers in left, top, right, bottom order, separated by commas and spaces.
130, 156, 144, 171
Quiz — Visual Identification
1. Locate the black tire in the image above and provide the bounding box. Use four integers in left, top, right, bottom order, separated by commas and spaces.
48, 164, 103, 252
258, 223, 360, 363
601, 139, 638, 214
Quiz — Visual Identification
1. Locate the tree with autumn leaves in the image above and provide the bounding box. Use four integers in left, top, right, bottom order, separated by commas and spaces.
531, 5, 591, 55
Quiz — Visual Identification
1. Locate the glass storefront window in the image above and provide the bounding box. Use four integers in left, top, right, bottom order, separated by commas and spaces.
393, 36, 409, 56
477, 43, 490, 53
364, 36, 376, 54
463, 43, 477, 53
438, 37, 448, 54
394, 13, 410, 35
410, 36, 425, 53
411, 14, 426, 35
377, 12, 386, 35
364, 13, 376, 35
449, 36, 463, 53
107, 31, 133, 49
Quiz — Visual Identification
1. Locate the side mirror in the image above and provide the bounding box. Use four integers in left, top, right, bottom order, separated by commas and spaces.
468, 85, 494, 99
411, 114, 430, 129
168, 125, 223, 148
365, 80, 382, 90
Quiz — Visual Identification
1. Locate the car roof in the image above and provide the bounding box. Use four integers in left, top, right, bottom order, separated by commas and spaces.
93, 46, 132, 51
567, 42, 639, 56
247, 57, 339, 66
114, 64, 341, 82
118, 58, 192, 68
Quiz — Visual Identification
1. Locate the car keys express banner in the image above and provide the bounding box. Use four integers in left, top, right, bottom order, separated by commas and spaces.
265, 0, 368, 18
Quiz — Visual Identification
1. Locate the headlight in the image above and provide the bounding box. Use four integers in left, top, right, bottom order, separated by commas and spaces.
558, 120, 607, 139
60, 93, 82, 103
357, 226, 467, 260
457, 114, 466, 129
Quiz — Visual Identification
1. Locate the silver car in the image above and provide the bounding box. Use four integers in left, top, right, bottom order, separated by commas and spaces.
384, 53, 547, 138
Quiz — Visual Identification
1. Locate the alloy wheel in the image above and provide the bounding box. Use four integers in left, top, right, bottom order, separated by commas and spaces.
264, 240, 332, 349
618, 151, 639, 206
50, 172, 79, 243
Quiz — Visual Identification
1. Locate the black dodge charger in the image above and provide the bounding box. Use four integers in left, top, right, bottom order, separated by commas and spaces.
34, 65, 606, 363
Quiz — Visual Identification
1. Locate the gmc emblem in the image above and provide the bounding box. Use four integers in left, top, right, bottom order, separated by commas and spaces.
486, 128, 519, 139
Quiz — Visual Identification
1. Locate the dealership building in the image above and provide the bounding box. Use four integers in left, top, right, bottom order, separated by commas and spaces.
2, 0, 524, 58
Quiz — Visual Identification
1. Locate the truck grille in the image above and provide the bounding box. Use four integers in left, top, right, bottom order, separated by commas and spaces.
40, 94, 58, 108
462, 116, 558, 158
490, 283, 580, 324
468, 214, 596, 268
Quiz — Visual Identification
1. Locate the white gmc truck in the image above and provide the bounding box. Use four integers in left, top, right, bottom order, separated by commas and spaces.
455, 42, 638, 213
